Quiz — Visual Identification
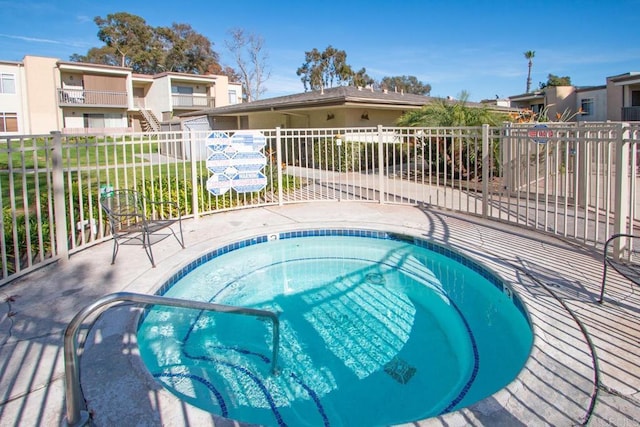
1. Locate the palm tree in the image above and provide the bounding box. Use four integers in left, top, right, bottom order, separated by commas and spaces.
524, 51, 535, 93
395, 94, 509, 179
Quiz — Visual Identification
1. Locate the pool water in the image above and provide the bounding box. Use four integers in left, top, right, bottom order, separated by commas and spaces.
138, 232, 532, 426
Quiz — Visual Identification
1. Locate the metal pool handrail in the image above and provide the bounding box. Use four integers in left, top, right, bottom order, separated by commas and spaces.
63, 291, 281, 427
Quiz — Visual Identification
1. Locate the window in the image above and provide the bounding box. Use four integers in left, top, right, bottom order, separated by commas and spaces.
632, 90, 640, 107
228, 90, 238, 104
530, 103, 545, 115
83, 113, 124, 129
84, 113, 105, 129
581, 98, 593, 116
1, 74, 16, 94
171, 85, 193, 95
0, 112, 18, 132
171, 85, 194, 106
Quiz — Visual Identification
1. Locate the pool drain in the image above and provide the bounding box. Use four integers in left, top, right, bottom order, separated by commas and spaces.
384, 356, 416, 384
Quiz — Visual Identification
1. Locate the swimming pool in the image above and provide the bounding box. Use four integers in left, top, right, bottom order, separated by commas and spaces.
138, 229, 533, 426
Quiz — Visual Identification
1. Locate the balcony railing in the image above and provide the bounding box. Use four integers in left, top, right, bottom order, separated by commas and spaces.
622, 106, 640, 121
171, 94, 215, 109
57, 89, 128, 107
133, 96, 145, 108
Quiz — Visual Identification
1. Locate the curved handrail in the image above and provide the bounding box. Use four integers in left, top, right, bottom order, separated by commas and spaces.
63, 292, 280, 427
599, 233, 640, 303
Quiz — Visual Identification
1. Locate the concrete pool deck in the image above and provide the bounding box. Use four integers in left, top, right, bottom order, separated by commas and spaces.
0, 202, 639, 426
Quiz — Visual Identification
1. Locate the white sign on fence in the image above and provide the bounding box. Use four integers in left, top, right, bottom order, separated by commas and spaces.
205, 131, 267, 196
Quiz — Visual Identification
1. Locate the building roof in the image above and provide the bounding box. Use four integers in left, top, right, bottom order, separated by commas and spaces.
607, 72, 640, 86
575, 85, 606, 93
180, 85, 507, 118
509, 90, 545, 101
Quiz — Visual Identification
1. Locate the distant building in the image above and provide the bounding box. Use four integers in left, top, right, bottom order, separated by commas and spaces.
508, 72, 640, 123
0, 55, 242, 135
480, 97, 512, 108
606, 72, 640, 121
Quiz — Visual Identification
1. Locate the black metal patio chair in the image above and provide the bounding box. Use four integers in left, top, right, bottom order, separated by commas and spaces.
100, 189, 185, 268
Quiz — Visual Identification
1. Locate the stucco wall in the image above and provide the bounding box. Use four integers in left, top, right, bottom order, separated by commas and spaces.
545, 86, 577, 120
606, 78, 624, 121
240, 108, 409, 130
23, 56, 61, 134
146, 75, 171, 120
576, 88, 607, 122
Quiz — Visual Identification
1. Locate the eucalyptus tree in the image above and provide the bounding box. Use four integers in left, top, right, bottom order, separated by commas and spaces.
296, 45, 358, 91
158, 23, 219, 74
378, 75, 431, 95
350, 68, 375, 88
524, 50, 535, 93
70, 46, 120, 67
93, 12, 162, 73
71, 12, 222, 75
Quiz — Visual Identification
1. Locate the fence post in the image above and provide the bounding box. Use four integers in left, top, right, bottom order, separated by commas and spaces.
482, 124, 490, 218
377, 124, 385, 204
276, 127, 284, 206
576, 129, 589, 208
190, 130, 199, 219
51, 131, 69, 263
612, 123, 631, 259
501, 122, 518, 196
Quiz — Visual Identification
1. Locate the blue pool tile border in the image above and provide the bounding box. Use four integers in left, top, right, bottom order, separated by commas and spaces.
151, 229, 530, 323
141, 228, 532, 422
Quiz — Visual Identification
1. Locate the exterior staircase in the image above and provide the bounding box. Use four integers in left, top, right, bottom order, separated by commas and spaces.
137, 103, 162, 132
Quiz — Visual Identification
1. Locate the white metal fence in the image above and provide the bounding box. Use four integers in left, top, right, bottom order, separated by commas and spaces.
1, 123, 639, 285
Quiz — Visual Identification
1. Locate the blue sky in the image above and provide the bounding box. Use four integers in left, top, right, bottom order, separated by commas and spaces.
1, 0, 638, 102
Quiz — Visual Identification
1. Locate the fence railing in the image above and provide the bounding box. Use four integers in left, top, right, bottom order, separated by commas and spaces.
1, 123, 639, 285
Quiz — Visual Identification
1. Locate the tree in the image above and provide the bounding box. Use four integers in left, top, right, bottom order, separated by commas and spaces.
378, 75, 431, 95
296, 45, 356, 91
539, 73, 572, 89
396, 92, 506, 127
350, 68, 375, 88
396, 93, 508, 179
158, 23, 219, 74
524, 50, 535, 93
215, 65, 242, 82
94, 12, 161, 72
71, 12, 222, 75
70, 46, 120, 67
224, 28, 270, 102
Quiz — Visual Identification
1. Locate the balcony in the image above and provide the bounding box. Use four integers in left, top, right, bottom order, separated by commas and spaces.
171, 94, 215, 109
58, 89, 128, 107
133, 96, 146, 108
622, 106, 640, 121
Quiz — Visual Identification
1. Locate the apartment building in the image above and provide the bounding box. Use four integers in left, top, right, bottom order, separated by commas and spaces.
508, 71, 640, 123
0, 59, 33, 134
0, 55, 242, 135
607, 72, 640, 122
